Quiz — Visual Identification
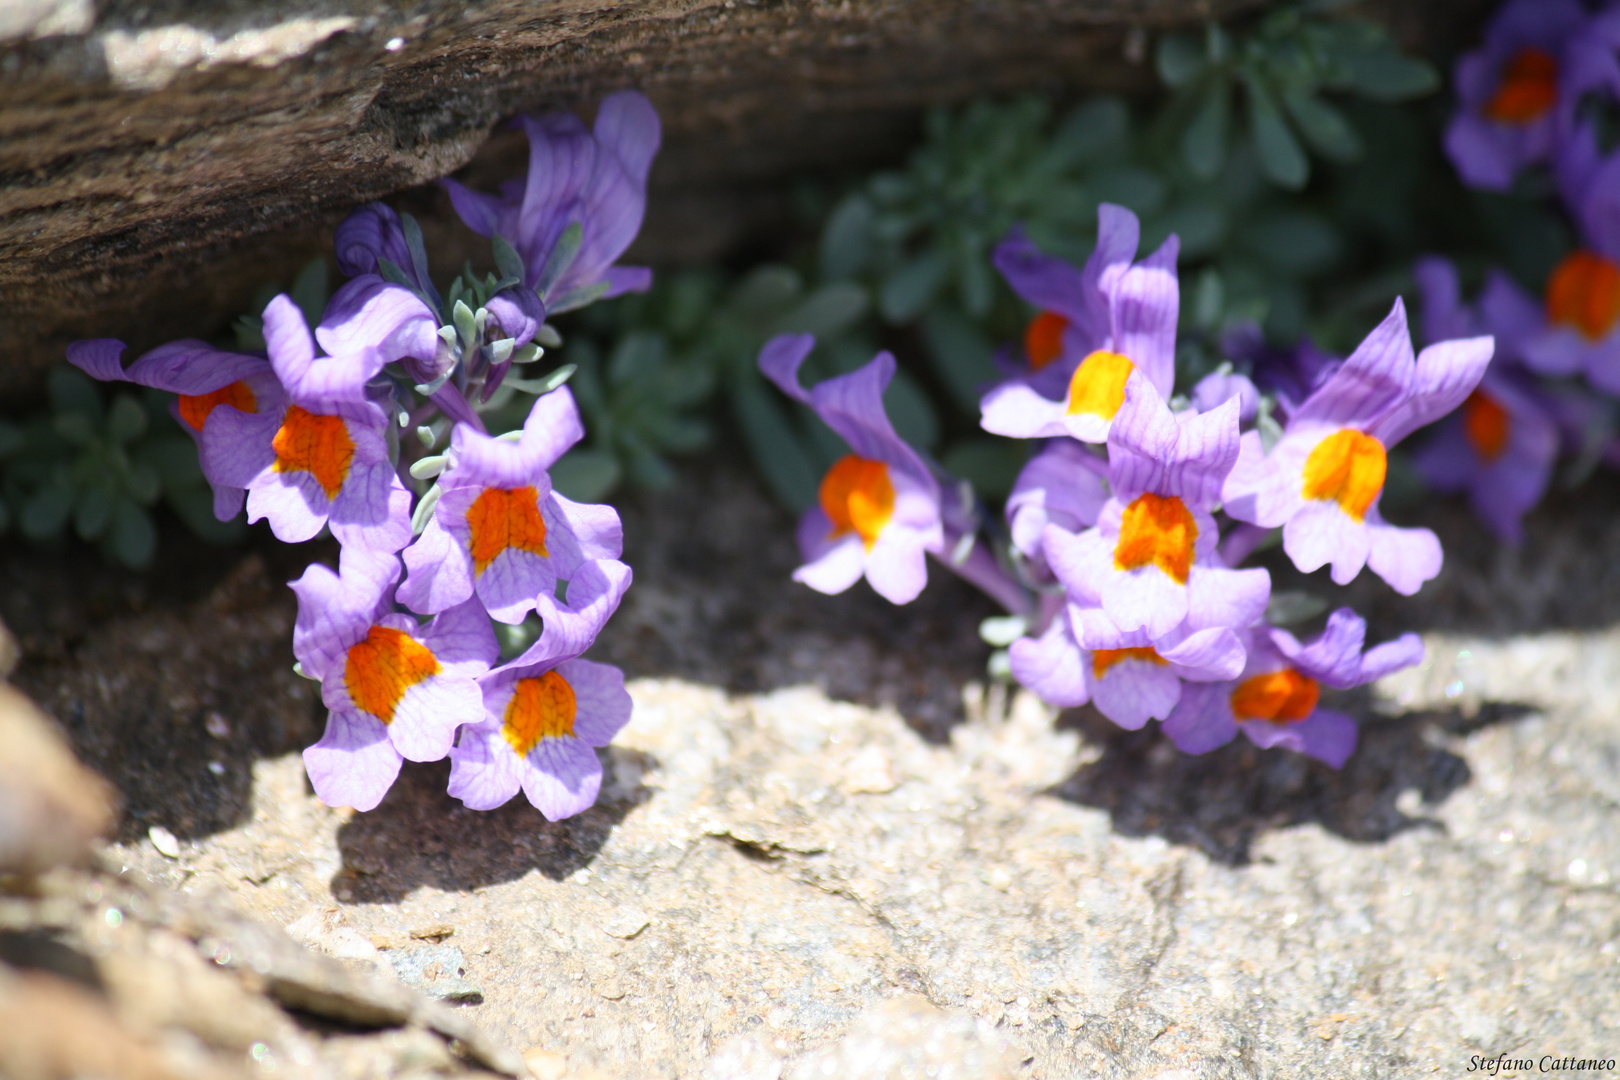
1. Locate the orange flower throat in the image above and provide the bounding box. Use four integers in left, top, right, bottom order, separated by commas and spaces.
1462, 391, 1510, 461
466, 486, 549, 574
1230, 668, 1320, 725
1301, 429, 1386, 521
1484, 47, 1558, 124
272, 405, 354, 499
1024, 311, 1070, 370
344, 626, 441, 724
503, 671, 577, 756
178, 380, 256, 432
1114, 493, 1197, 585
1092, 646, 1167, 679
819, 455, 895, 550
1545, 251, 1620, 341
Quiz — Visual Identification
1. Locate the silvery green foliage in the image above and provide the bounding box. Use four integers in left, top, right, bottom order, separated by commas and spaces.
0, 369, 244, 569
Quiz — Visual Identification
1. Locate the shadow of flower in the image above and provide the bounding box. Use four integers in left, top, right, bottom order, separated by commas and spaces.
1047, 698, 1536, 866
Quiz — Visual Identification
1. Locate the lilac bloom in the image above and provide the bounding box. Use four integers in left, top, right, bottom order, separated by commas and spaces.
980, 205, 1182, 443
759, 334, 945, 605
292, 548, 495, 811
1007, 569, 1259, 729
1162, 609, 1423, 768
1443, 0, 1588, 191
398, 388, 627, 630
199, 295, 413, 552
447, 635, 631, 821
1005, 440, 1109, 576
1222, 300, 1493, 595
1222, 322, 1341, 420
1190, 369, 1260, 422
1411, 258, 1558, 544
334, 202, 430, 295
67, 337, 286, 521
442, 90, 660, 302
316, 274, 442, 382
1039, 378, 1269, 639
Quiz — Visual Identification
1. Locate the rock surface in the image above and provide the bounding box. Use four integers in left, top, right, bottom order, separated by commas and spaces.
0, 0, 1264, 393
14, 463, 1617, 1078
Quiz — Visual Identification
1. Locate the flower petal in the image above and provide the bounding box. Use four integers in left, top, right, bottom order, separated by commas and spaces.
521, 736, 604, 821
303, 709, 403, 812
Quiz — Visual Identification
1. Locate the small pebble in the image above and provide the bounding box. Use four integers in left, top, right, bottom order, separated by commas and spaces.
603, 907, 651, 939
205, 712, 231, 738
148, 825, 181, 859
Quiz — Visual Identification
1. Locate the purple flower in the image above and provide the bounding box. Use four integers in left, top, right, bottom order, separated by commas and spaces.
316, 274, 442, 381
199, 295, 413, 551
443, 91, 660, 303
1040, 378, 1270, 639
979, 205, 1181, 443
759, 334, 945, 605
1411, 258, 1558, 544
1221, 322, 1342, 420
1443, 0, 1589, 191
1008, 575, 1258, 729
1005, 439, 1108, 576
1222, 300, 1493, 595
1162, 609, 1423, 768
67, 337, 286, 521
1190, 369, 1260, 422
292, 548, 496, 811
399, 388, 628, 630
334, 203, 431, 296
447, 641, 631, 821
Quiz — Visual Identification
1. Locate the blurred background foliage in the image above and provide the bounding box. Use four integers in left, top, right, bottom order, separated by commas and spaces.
3, 0, 1573, 563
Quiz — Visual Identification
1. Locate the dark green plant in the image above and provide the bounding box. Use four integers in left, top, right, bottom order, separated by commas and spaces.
0, 369, 244, 569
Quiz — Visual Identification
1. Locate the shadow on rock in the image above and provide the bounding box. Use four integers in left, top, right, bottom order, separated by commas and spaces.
331, 754, 654, 903
1049, 698, 1536, 866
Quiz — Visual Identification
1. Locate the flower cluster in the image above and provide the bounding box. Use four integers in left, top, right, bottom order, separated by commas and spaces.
67, 91, 660, 816
1427, 0, 1620, 542
763, 202, 1488, 767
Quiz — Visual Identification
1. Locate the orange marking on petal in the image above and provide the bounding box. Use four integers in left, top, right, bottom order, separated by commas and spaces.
1092, 646, 1167, 679
343, 626, 441, 725
1230, 668, 1320, 725
502, 671, 577, 757
1301, 429, 1386, 522
1462, 391, 1511, 462
272, 405, 354, 499
177, 380, 256, 432
466, 486, 549, 575
1024, 311, 1070, 370
1545, 250, 1620, 341
819, 454, 895, 551
1484, 46, 1559, 124
1064, 350, 1135, 419
1113, 492, 1198, 585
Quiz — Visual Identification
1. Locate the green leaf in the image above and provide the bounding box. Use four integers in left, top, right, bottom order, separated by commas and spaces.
879, 250, 948, 323
398, 213, 436, 298
730, 380, 821, 510
1282, 91, 1362, 161
1244, 210, 1342, 275
820, 194, 875, 281
1051, 97, 1129, 164
1342, 50, 1438, 102
1090, 166, 1168, 217
774, 282, 869, 338
729, 265, 803, 327
106, 497, 156, 570
534, 222, 584, 297
124, 462, 161, 505
1246, 75, 1309, 189
883, 367, 940, 452
48, 367, 102, 424
74, 486, 112, 540
107, 394, 148, 443
549, 449, 623, 502
52, 413, 95, 446
941, 439, 1027, 501
546, 280, 612, 315
233, 315, 266, 353
1181, 79, 1231, 179
608, 331, 669, 387
492, 234, 527, 288
921, 309, 998, 412
290, 257, 331, 328
1148, 201, 1227, 260
21, 485, 73, 539
1156, 32, 1206, 88
140, 437, 205, 489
